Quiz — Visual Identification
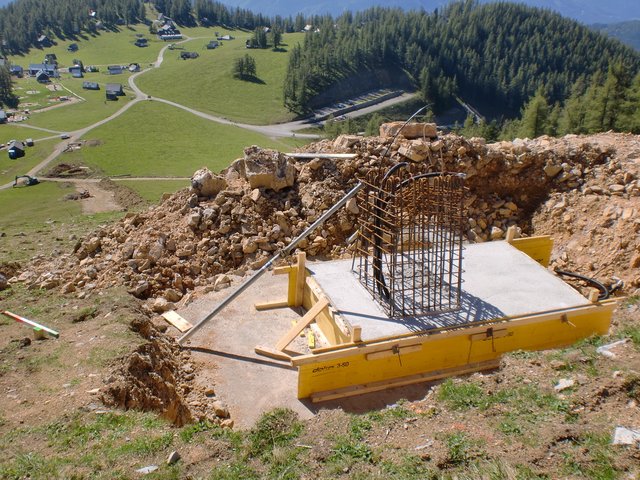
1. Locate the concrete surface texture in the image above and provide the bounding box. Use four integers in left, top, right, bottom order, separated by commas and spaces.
177, 271, 441, 427
308, 241, 588, 341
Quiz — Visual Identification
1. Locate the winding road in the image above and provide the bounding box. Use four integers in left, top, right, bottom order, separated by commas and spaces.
1, 35, 409, 190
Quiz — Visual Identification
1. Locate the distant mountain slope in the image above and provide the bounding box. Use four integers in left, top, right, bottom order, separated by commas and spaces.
221, 0, 640, 24
592, 20, 640, 50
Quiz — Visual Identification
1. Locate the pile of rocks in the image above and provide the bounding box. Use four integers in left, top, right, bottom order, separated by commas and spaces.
18, 127, 640, 305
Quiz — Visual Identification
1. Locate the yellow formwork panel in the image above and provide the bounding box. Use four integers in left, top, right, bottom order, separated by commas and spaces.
294, 300, 615, 399
510, 236, 553, 267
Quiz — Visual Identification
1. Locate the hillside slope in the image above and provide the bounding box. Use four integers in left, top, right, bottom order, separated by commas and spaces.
221, 0, 640, 24
593, 20, 640, 50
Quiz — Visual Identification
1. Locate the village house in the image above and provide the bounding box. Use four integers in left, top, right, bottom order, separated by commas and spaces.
28, 64, 58, 77
107, 65, 124, 75
82, 81, 100, 90
105, 83, 125, 100
0, 110, 7, 124
7, 140, 25, 159
9, 65, 23, 77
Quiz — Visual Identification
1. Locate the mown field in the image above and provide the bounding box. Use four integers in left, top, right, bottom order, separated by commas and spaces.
136, 32, 305, 125
56, 100, 305, 177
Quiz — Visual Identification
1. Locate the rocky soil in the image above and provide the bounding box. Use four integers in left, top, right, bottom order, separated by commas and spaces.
12, 129, 640, 304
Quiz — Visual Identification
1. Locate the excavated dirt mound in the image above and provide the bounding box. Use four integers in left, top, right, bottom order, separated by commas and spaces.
46, 163, 92, 178
23, 131, 638, 308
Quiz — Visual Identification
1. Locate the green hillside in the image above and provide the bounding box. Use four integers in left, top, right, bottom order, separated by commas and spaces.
136, 32, 305, 124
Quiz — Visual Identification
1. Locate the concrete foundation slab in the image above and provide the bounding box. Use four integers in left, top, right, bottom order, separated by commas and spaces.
308, 241, 588, 341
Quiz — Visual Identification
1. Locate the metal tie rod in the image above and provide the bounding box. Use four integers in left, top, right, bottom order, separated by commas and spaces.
177, 181, 364, 345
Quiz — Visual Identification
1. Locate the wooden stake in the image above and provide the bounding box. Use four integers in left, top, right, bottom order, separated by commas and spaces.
351, 325, 362, 343
254, 300, 289, 311
506, 225, 517, 243
294, 252, 306, 307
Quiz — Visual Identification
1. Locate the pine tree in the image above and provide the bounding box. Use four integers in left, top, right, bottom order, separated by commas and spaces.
366, 113, 383, 136
517, 88, 549, 138
0, 65, 17, 108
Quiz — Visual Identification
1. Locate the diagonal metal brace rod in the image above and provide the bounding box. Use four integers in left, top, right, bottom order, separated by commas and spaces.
177, 181, 364, 346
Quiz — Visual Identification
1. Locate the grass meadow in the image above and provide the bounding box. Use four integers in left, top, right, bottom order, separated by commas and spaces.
58, 100, 307, 177
7, 24, 164, 70
136, 32, 305, 125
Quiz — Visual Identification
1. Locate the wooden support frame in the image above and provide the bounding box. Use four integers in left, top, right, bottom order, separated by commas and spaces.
276, 298, 329, 351
254, 252, 307, 311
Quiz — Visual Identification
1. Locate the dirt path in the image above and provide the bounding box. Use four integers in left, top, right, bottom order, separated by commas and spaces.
75, 180, 120, 214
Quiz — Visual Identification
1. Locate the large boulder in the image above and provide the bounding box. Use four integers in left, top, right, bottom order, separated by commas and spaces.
191, 168, 228, 197
230, 146, 295, 192
380, 122, 437, 140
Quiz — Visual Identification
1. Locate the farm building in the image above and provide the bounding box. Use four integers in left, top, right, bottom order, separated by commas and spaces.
44, 54, 58, 65
37, 35, 52, 47
217, 34, 233, 41
72, 60, 84, 71
134, 38, 148, 47
206, 40, 219, 49
9, 65, 23, 77
180, 51, 199, 60
105, 83, 125, 100
82, 81, 100, 90
0, 110, 7, 124
7, 140, 25, 159
107, 65, 123, 75
86, 65, 99, 73
28, 64, 58, 77
69, 66, 83, 78
158, 24, 182, 41
35, 71, 51, 83
67, 43, 79, 52
128, 63, 140, 72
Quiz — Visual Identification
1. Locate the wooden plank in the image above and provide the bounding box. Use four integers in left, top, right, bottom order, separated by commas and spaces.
510, 236, 553, 266
254, 300, 289, 311
309, 359, 500, 403
276, 297, 329, 351
161, 311, 193, 332
365, 344, 423, 361
255, 345, 292, 362
273, 266, 292, 275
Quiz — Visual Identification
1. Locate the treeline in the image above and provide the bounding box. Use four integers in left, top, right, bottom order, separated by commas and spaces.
0, 0, 145, 54
283, 1, 639, 116
499, 62, 640, 139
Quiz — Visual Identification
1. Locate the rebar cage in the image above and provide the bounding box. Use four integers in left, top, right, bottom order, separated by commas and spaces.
352, 164, 465, 317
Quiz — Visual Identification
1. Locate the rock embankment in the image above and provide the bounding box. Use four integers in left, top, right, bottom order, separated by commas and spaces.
14, 129, 640, 305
